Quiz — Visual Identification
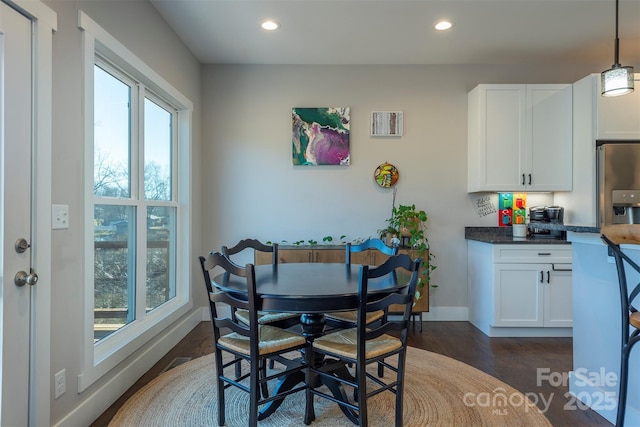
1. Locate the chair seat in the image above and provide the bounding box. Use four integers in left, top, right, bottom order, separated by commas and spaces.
234, 309, 299, 325
325, 309, 384, 325
313, 328, 401, 359
630, 312, 640, 329
219, 324, 306, 355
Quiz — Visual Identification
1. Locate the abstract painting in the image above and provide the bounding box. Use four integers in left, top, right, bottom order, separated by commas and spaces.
292, 107, 350, 166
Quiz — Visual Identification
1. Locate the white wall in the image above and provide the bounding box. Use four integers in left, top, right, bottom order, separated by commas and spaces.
201, 63, 594, 315
45, 0, 202, 424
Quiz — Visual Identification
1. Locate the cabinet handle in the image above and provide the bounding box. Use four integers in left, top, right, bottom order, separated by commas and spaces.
540, 271, 544, 283
522, 174, 526, 186
537, 253, 551, 256
528, 174, 532, 185
552, 264, 572, 271
546, 271, 550, 283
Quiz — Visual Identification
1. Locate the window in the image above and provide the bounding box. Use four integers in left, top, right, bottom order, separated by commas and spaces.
93, 61, 179, 341
79, 12, 192, 391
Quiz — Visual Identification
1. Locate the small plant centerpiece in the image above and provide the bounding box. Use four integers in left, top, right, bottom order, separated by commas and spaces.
381, 204, 437, 306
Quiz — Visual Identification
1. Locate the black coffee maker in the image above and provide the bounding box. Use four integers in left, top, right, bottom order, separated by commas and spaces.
529, 206, 564, 239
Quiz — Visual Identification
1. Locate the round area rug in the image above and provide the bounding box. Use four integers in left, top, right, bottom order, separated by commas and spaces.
109, 347, 551, 426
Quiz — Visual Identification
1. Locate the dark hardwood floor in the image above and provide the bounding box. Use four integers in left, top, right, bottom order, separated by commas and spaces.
91, 321, 612, 426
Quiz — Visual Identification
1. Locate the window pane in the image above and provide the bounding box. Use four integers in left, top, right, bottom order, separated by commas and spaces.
146, 206, 176, 311
94, 65, 131, 198
144, 98, 172, 201
94, 204, 136, 341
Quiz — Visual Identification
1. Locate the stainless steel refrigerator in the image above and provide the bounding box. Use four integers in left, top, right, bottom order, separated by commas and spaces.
597, 141, 640, 227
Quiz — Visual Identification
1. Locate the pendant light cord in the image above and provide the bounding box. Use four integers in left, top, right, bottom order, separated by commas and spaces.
613, 0, 620, 66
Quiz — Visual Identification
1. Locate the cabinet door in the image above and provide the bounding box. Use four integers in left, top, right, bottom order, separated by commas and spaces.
467, 84, 526, 192
278, 248, 345, 263
254, 251, 273, 265
349, 249, 371, 266
494, 263, 544, 327
314, 248, 344, 263
543, 264, 573, 327
278, 248, 313, 263
348, 249, 392, 266
527, 85, 573, 191
369, 250, 391, 266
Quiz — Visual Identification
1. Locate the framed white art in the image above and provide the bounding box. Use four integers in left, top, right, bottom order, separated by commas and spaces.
370, 111, 403, 136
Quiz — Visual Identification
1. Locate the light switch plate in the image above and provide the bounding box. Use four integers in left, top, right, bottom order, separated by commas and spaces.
52, 204, 69, 229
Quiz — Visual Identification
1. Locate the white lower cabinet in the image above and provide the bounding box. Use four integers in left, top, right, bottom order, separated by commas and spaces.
494, 262, 572, 327
468, 240, 572, 337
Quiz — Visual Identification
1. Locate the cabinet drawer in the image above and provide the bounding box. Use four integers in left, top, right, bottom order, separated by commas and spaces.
493, 245, 572, 263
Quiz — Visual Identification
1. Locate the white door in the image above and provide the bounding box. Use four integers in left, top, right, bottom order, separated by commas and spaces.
1, 1, 56, 425
0, 1, 54, 425
1, 2, 34, 425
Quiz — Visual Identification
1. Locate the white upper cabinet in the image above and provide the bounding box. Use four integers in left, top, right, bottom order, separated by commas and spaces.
596, 74, 640, 140
467, 84, 573, 192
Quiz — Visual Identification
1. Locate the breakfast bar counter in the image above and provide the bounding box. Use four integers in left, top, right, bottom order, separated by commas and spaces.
567, 230, 640, 426
471, 218, 640, 423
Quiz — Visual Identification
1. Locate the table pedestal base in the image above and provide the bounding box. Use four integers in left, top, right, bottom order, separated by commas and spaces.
259, 313, 359, 424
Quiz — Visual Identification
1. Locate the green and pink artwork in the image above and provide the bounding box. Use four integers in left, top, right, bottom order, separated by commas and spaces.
292, 107, 350, 166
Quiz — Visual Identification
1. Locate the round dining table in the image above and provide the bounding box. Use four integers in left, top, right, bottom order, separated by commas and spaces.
213, 262, 407, 337
212, 262, 411, 423
213, 262, 405, 312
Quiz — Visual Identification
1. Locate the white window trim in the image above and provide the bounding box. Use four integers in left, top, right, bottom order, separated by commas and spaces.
77, 11, 193, 392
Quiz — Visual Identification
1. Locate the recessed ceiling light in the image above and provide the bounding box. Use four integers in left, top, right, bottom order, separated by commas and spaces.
434, 20, 454, 31
261, 20, 280, 31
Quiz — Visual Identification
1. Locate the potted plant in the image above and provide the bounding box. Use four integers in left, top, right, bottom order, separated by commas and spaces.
380, 204, 437, 308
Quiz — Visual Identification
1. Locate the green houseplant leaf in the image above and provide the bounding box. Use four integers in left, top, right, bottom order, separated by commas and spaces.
381, 204, 437, 294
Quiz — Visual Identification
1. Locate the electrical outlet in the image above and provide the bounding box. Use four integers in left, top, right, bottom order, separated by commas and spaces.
52, 204, 69, 229
54, 369, 65, 399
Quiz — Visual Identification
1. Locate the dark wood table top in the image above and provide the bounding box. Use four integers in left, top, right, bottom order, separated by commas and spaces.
212, 262, 408, 313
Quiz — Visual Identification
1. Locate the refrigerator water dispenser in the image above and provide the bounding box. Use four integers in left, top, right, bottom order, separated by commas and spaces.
612, 190, 640, 224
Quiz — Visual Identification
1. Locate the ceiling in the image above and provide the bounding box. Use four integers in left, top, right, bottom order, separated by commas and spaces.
150, 0, 640, 68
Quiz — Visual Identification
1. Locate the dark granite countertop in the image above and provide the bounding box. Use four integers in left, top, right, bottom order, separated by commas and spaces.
527, 222, 600, 233
465, 226, 570, 244
465, 223, 601, 244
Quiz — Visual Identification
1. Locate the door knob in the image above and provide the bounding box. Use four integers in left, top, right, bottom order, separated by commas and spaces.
15, 269, 38, 287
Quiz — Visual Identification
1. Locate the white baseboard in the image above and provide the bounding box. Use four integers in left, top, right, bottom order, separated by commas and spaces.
420, 306, 469, 321
54, 307, 206, 427
388, 306, 469, 322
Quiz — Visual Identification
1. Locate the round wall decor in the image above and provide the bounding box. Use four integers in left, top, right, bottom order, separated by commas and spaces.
374, 162, 399, 188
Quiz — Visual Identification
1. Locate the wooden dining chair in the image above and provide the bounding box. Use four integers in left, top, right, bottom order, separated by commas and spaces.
199, 252, 309, 426
223, 238, 301, 382
601, 224, 640, 427
324, 238, 398, 329
222, 239, 300, 329
307, 254, 421, 426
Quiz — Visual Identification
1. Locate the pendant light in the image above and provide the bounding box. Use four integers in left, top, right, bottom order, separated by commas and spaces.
601, 0, 634, 96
